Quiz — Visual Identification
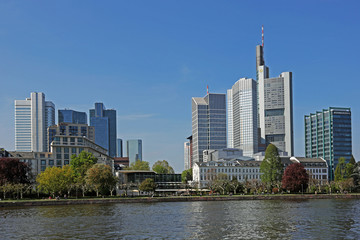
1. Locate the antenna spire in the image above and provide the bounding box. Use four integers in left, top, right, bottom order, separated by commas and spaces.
207, 85, 209, 94
262, 25, 264, 47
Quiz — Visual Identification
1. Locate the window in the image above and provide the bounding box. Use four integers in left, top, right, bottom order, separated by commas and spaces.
57, 160, 62, 166
41, 166, 46, 171
49, 160, 54, 166
41, 160, 46, 165
64, 160, 69, 165
72, 148, 77, 154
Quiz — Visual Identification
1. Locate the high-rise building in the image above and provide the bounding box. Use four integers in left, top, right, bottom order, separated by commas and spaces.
256, 43, 294, 156
305, 107, 352, 180
89, 103, 117, 157
191, 93, 226, 164
184, 141, 191, 170
58, 109, 87, 124
228, 78, 258, 156
126, 139, 142, 164
15, 92, 55, 152
116, 138, 123, 157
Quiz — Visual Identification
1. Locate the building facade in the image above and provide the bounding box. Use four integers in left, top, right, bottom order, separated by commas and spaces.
184, 141, 191, 170
89, 103, 117, 157
257, 45, 294, 156
126, 139, 142, 164
58, 109, 87, 124
229, 78, 258, 156
116, 139, 123, 157
305, 107, 352, 180
226, 89, 234, 148
191, 93, 227, 164
15, 92, 55, 152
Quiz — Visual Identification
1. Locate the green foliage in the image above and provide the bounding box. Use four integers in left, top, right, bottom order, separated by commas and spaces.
334, 157, 347, 182
350, 155, 356, 165
126, 160, 150, 170
181, 168, 193, 183
152, 160, 175, 174
260, 144, 283, 187
138, 178, 156, 193
86, 164, 117, 197
36, 165, 74, 197
70, 151, 98, 178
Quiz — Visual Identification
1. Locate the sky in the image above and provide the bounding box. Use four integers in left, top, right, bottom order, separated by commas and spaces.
0, 0, 359, 173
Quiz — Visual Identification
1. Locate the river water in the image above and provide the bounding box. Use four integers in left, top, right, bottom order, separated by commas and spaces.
1, 199, 359, 239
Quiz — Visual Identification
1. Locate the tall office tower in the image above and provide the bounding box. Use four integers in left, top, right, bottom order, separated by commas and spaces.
126, 139, 142, 164
227, 89, 234, 148
89, 103, 117, 157
192, 93, 226, 164
256, 33, 294, 156
116, 138, 123, 157
229, 78, 258, 156
15, 92, 55, 152
58, 109, 87, 124
184, 141, 191, 170
305, 107, 352, 180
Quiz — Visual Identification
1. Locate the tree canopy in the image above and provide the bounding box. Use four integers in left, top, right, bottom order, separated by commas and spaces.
281, 163, 309, 193
86, 164, 117, 196
334, 157, 347, 182
181, 168, 193, 183
0, 158, 30, 185
138, 178, 156, 193
260, 144, 283, 187
70, 151, 97, 178
126, 160, 150, 171
152, 160, 174, 174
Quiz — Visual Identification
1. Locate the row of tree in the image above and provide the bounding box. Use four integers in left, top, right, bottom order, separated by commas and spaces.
125, 159, 175, 174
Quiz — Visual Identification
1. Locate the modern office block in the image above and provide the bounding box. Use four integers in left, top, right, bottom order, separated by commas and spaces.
228, 78, 258, 156
126, 139, 142, 164
305, 107, 352, 180
184, 141, 191, 170
116, 138, 123, 157
89, 103, 117, 157
58, 109, 87, 124
15, 92, 55, 152
191, 93, 226, 164
227, 89, 234, 148
257, 44, 294, 156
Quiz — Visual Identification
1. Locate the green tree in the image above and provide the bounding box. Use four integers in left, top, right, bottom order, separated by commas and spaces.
213, 173, 229, 195
335, 157, 347, 182
152, 160, 175, 174
260, 144, 283, 188
138, 178, 156, 195
228, 176, 242, 195
181, 168, 193, 183
36, 165, 74, 197
70, 151, 97, 197
345, 155, 356, 179
126, 160, 150, 170
86, 164, 117, 197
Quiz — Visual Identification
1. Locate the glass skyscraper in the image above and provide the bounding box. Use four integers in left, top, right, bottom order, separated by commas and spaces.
116, 138, 123, 157
191, 93, 226, 164
228, 78, 258, 156
89, 103, 117, 157
126, 139, 142, 164
305, 107, 352, 180
58, 109, 87, 124
15, 92, 55, 152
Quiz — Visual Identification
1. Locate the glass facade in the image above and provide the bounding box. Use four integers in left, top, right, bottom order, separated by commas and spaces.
117, 139, 123, 157
126, 139, 142, 164
58, 109, 87, 124
192, 93, 226, 163
305, 107, 352, 180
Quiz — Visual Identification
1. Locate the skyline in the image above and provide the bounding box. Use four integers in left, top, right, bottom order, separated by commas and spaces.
1, 1, 359, 172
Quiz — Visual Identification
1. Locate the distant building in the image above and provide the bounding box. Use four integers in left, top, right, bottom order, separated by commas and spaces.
203, 148, 245, 162
191, 93, 226, 164
116, 139, 123, 157
305, 107, 352, 180
114, 157, 129, 167
184, 141, 191, 170
228, 78, 258, 156
58, 109, 87, 124
126, 139, 142, 164
15, 92, 55, 152
89, 103, 117, 157
227, 89, 234, 148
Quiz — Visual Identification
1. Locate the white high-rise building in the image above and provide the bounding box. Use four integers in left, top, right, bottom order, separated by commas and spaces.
15, 92, 55, 152
192, 93, 226, 164
184, 141, 191, 170
226, 89, 234, 148
256, 44, 294, 156
228, 78, 258, 156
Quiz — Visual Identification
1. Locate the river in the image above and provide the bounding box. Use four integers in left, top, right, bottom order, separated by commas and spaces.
1, 199, 359, 239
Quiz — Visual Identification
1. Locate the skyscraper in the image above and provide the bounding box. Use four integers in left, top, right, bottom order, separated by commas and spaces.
15, 92, 55, 152
305, 107, 352, 180
89, 103, 117, 157
126, 139, 142, 164
184, 141, 191, 170
116, 138, 123, 157
256, 40, 294, 156
191, 93, 226, 164
58, 109, 87, 124
226, 89, 234, 148
228, 78, 258, 156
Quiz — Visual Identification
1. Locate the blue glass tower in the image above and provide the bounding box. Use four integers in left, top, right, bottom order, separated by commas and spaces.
126, 139, 142, 164
58, 109, 87, 124
116, 139, 123, 157
90, 103, 117, 157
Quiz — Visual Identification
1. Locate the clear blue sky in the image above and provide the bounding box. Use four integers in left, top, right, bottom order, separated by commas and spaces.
0, 0, 359, 173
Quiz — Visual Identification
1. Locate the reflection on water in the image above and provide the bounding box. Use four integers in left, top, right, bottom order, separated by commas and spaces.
1, 199, 360, 239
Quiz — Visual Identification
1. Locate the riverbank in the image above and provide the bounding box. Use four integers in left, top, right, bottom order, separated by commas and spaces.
1, 194, 360, 207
